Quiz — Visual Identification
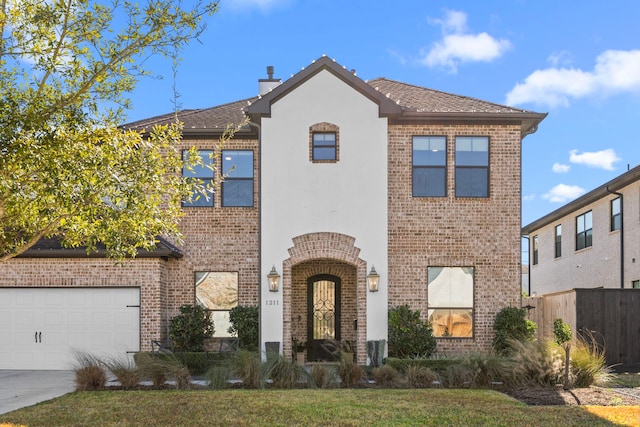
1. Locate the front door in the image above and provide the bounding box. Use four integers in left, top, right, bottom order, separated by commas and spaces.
307, 275, 341, 361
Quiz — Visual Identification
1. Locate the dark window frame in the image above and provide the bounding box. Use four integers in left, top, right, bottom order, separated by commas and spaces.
611, 197, 621, 231
182, 149, 214, 207
555, 225, 562, 258
222, 150, 254, 207
412, 135, 447, 197
454, 136, 489, 198
312, 132, 337, 162
194, 271, 239, 338
532, 235, 539, 265
427, 266, 475, 339
576, 210, 593, 251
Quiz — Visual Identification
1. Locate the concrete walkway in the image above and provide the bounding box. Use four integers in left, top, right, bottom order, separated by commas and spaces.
0, 370, 76, 415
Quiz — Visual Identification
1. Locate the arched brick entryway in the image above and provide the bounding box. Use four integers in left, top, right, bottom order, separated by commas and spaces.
282, 232, 368, 365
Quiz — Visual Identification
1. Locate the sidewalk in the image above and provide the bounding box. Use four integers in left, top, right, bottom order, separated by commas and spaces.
0, 370, 76, 415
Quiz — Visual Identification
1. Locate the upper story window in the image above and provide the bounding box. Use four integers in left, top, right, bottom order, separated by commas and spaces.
312, 133, 337, 161
611, 197, 621, 231
309, 123, 340, 162
555, 225, 562, 258
182, 149, 214, 207
222, 150, 254, 207
532, 235, 539, 265
576, 210, 593, 250
427, 266, 474, 338
412, 136, 446, 197
455, 136, 489, 198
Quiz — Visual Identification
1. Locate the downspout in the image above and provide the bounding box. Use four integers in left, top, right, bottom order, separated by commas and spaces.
606, 187, 624, 288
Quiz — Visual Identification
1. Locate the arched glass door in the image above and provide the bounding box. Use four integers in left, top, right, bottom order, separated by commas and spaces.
307, 274, 341, 361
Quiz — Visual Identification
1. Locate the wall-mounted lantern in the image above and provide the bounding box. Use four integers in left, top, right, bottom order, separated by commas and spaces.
267, 266, 280, 292
367, 266, 380, 292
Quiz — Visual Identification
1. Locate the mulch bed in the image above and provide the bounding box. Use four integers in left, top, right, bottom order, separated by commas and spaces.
501, 386, 640, 406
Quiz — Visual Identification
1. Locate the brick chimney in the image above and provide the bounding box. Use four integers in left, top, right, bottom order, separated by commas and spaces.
259, 65, 281, 95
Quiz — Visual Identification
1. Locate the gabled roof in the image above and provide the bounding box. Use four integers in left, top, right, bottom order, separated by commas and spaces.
122, 55, 546, 138
522, 164, 640, 234
245, 56, 402, 121
18, 237, 183, 259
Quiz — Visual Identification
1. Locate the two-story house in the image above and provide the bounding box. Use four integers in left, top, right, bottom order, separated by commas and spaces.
522, 164, 640, 295
0, 56, 546, 369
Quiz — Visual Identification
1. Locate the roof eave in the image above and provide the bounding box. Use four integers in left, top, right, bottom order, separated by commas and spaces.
392, 111, 547, 135
522, 164, 640, 234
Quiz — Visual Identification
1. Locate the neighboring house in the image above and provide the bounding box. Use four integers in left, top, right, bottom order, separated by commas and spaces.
0, 56, 546, 369
522, 164, 640, 296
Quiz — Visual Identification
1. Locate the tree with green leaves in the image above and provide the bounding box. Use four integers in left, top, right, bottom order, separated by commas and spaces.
553, 318, 573, 390
0, 0, 226, 261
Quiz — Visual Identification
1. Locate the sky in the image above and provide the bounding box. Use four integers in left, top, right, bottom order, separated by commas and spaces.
126, 0, 640, 227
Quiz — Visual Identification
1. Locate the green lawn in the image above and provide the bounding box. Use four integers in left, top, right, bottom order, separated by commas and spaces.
2, 389, 638, 426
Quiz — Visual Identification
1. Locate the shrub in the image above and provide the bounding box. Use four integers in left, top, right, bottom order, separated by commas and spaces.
310, 364, 336, 388
405, 366, 439, 388
228, 305, 259, 352
461, 352, 513, 388
265, 356, 313, 389
227, 350, 262, 388
385, 357, 458, 374
73, 353, 107, 391
372, 364, 400, 387
571, 331, 613, 387
135, 352, 189, 388
176, 351, 228, 375
205, 365, 232, 390
440, 363, 474, 388
388, 305, 436, 358
508, 338, 563, 387
169, 304, 214, 352
335, 351, 364, 387
492, 306, 536, 355
104, 356, 140, 389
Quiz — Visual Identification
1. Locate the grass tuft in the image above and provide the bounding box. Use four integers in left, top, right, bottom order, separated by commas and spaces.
73, 352, 107, 391
372, 364, 401, 387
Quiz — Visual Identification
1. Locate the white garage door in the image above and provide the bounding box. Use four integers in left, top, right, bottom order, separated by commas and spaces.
0, 288, 140, 370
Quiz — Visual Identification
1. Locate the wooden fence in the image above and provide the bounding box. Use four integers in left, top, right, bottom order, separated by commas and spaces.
523, 289, 640, 365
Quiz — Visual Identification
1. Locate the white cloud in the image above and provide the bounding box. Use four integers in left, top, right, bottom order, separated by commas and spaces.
547, 50, 574, 67
420, 10, 510, 73
552, 163, 570, 173
569, 149, 620, 171
523, 194, 536, 201
542, 184, 585, 203
506, 50, 640, 107
225, 0, 291, 11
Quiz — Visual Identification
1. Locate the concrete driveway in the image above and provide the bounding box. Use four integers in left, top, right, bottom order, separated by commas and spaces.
0, 370, 76, 415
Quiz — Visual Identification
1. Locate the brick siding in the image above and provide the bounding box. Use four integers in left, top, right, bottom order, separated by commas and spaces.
388, 124, 522, 353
